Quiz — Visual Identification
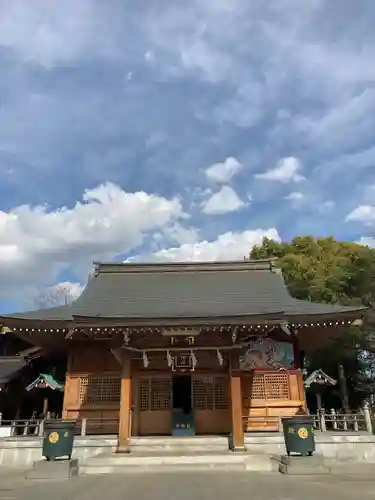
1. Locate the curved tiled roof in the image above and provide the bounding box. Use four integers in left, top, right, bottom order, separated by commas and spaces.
0, 260, 366, 323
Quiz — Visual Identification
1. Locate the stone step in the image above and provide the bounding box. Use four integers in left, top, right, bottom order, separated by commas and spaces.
130, 436, 229, 452
80, 451, 275, 475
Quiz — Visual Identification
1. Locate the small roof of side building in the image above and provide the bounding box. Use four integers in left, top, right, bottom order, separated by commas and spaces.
0, 260, 366, 328
0, 357, 26, 387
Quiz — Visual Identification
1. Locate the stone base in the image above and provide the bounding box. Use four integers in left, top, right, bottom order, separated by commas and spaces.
277, 454, 330, 475
116, 446, 131, 454
280, 455, 324, 466
26, 459, 79, 480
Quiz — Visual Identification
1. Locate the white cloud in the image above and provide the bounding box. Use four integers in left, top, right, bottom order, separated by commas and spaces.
255, 157, 305, 183
32, 281, 85, 308
357, 236, 375, 248
296, 89, 375, 152
345, 205, 375, 224
316, 200, 336, 214
0, 1, 119, 67
130, 228, 281, 262
204, 157, 243, 183
0, 182, 185, 299
202, 185, 247, 214
284, 192, 304, 201
51, 282, 84, 301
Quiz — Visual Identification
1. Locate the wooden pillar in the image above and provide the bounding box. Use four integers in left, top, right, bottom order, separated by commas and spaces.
296, 369, 307, 411
229, 361, 245, 451
117, 353, 132, 453
131, 371, 139, 436
62, 349, 73, 419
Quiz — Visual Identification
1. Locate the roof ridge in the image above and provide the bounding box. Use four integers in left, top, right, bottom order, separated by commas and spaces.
93, 259, 276, 275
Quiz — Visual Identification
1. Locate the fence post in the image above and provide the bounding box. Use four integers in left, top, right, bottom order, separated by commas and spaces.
278, 417, 283, 433
319, 408, 326, 432
342, 413, 348, 431
81, 418, 87, 436
330, 409, 337, 430
353, 413, 359, 432
38, 419, 45, 437
11, 420, 16, 436
0, 412, 2, 425
364, 402, 373, 434
23, 421, 29, 436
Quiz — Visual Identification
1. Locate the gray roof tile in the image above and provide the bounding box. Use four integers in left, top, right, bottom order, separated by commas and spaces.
0, 357, 25, 384
0, 260, 366, 323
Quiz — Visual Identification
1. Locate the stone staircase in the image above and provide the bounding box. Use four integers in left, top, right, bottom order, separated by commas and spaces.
131, 435, 229, 453
80, 436, 276, 475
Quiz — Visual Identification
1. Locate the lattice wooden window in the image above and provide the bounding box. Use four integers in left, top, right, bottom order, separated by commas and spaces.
214, 377, 229, 409
139, 378, 150, 411
250, 374, 266, 399
192, 376, 229, 410
151, 378, 172, 411
192, 377, 213, 410
264, 373, 290, 400
79, 376, 121, 404
243, 373, 290, 405
139, 377, 172, 412
79, 377, 89, 403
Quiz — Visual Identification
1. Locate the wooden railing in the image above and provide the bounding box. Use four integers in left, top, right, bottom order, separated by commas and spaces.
1, 406, 373, 437
74, 417, 119, 436
242, 403, 374, 434
0, 418, 44, 437
0, 412, 120, 438
310, 407, 372, 433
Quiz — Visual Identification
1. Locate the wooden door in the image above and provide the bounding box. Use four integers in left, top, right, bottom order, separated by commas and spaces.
192, 375, 230, 434
138, 375, 172, 435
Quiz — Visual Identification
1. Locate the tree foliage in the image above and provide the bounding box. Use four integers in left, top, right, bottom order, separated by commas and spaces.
250, 236, 375, 408
251, 236, 375, 306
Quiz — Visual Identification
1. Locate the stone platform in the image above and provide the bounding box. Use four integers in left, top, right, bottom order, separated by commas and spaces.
2, 433, 375, 469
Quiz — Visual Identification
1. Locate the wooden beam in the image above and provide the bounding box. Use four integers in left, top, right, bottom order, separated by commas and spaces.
117, 352, 132, 453
229, 360, 245, 451
110, 348, 123, 366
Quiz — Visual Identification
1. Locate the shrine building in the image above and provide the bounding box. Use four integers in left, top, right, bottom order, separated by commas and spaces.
0, 260, 365, 452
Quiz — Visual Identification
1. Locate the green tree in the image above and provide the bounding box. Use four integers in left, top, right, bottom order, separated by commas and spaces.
250, 236, 375, 408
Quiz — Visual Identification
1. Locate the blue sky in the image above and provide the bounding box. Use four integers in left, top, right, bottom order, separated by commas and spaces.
1, 0, 375, 312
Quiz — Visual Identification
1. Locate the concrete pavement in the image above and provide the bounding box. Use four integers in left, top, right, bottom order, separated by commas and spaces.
1, 472, 375, 500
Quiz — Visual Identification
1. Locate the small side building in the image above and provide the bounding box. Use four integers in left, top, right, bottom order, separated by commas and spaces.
0, 260, 365, 451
